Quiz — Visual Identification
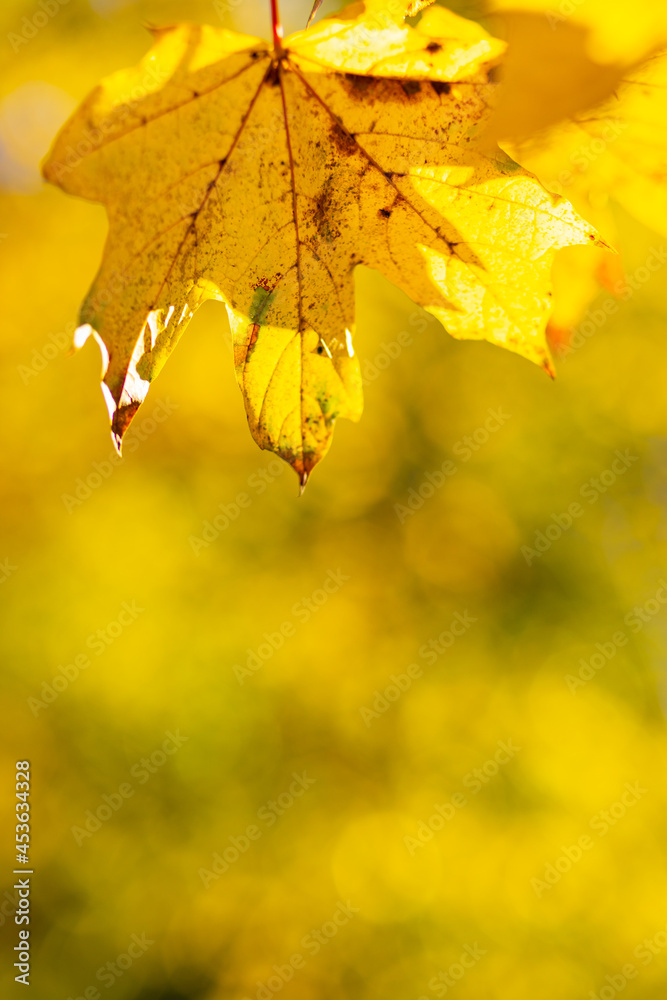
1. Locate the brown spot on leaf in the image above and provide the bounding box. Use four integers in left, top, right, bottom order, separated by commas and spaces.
379, 208, 392, 218
110, 400, 141, 453
402, 80, 421, 97
426, 42, 442, 53
345, 73, 374, 93
432, 81, 451, 96
329, 122, 356, 157
248, 323, 259, 346
313, 178, 341, 242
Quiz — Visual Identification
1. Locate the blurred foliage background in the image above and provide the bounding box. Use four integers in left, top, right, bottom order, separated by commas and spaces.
2, 1, 667, 999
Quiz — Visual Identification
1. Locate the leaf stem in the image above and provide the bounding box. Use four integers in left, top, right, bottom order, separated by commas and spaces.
270, 0, 284, 55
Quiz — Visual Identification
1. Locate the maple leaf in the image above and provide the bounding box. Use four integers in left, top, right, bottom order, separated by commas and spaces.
507, 49, 667, 243
504, 49, 667, 332
43, 0, 603, 485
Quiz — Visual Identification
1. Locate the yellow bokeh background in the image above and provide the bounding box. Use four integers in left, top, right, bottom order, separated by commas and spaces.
2, 1, 667, 999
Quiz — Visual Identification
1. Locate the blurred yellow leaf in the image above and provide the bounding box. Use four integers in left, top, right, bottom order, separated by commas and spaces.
544, 241, 626, 346
504, 50, 667, 332
484, 0, 667, 63
508, 51, 667, 242
479, 13, 625, 146
43, 3, 603, 482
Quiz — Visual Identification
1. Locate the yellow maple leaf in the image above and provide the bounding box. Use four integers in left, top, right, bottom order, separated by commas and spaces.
505, 50, 667, 332
507, 50, 667, 240
42, 1, 603, 484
